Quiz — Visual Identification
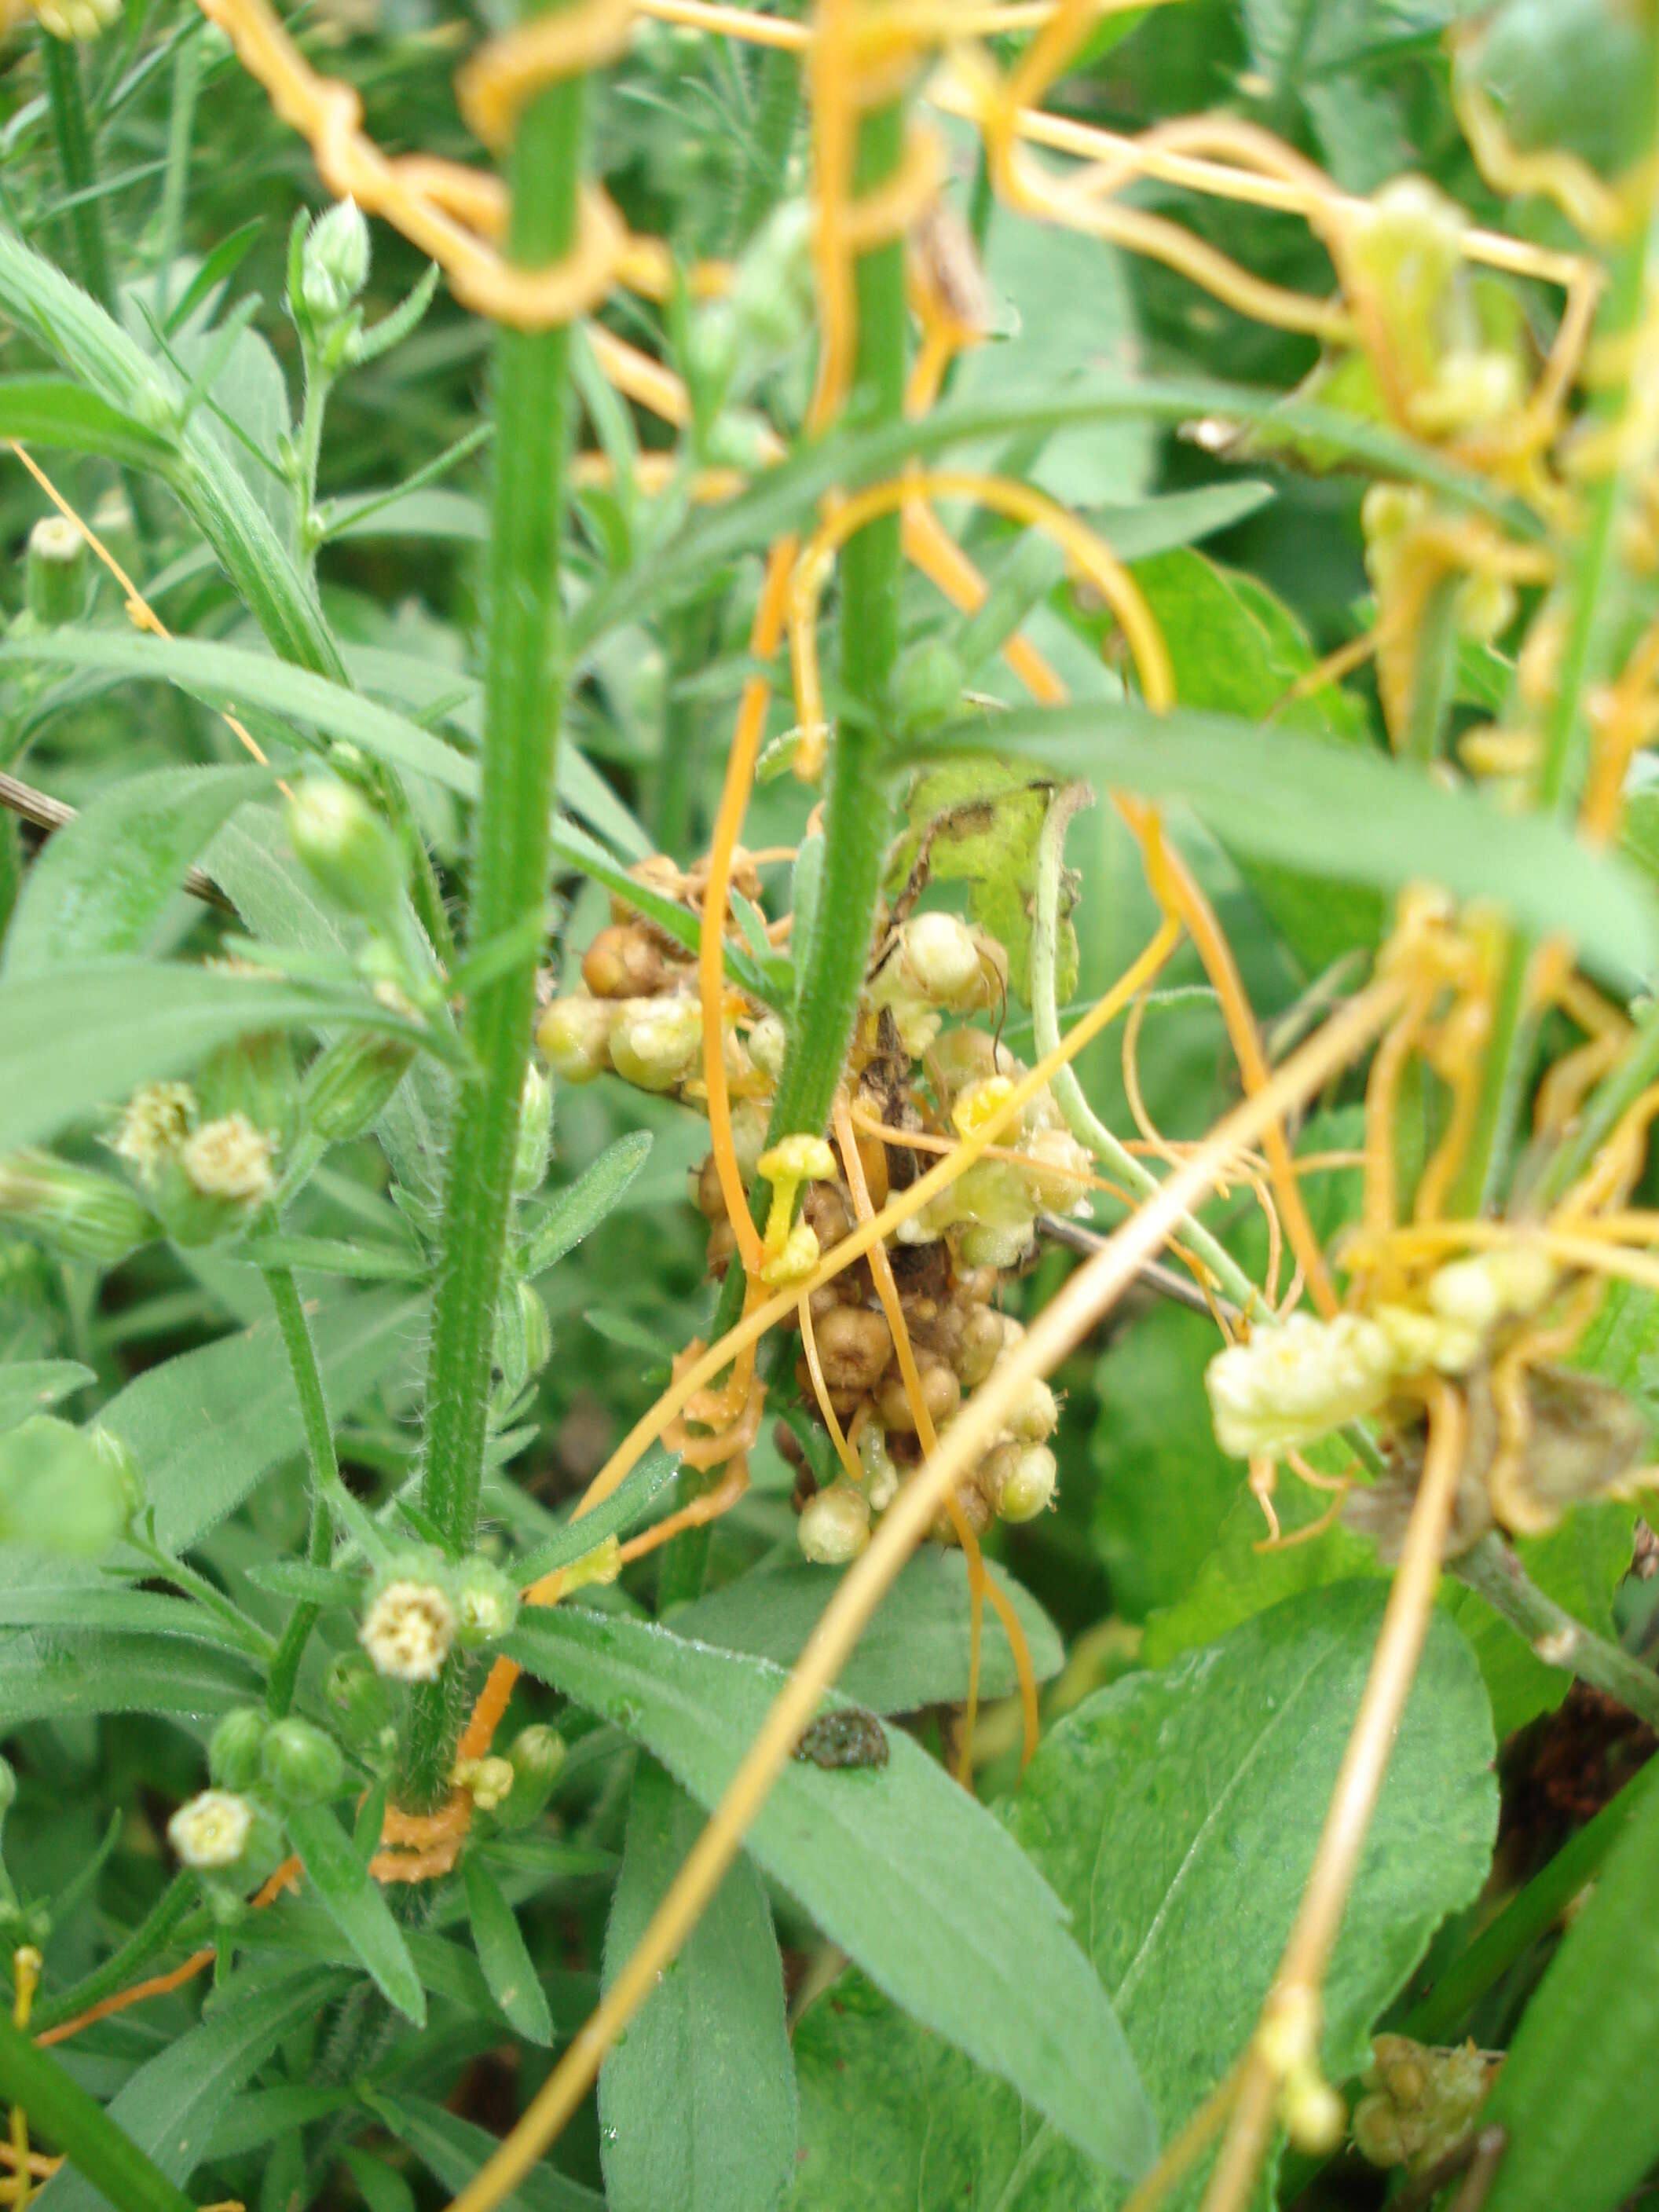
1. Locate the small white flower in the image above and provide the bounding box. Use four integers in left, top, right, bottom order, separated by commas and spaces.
1206, 1312, 1397, 1460
181, 1114, 276, 1203
607, 996, 702, 1091
112, 1082, 196, 1179
360, 1580, 456, 1682
168, 1789, 253, 1870
798, 1484, 871, 1565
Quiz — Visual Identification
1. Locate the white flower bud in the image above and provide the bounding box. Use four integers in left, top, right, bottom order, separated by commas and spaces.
1205, 1312, 1397, 1460
359, 1579, 456, 1682
900, 912, 981, 1003
798, 1483, 871, 1565
29, 0, 121, 42
1006, 1376, 1059, 1444
300, 198, 372, 322
1375, 1304, 1481, 1377
856, 1420, 899, 1511
1016, 1127, 1094, 1214
958, 1219, 1035, 1270
453, 1755, 516, 1813
167, 1789, 254, 1870
608, 996, 702, 1091
982, 1440, 1057, 1522
181, 1114, 276, 1204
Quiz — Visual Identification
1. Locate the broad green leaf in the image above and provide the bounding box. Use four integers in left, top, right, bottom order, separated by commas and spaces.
101, 1286, 422, 1551
4, 765, 273, 978
789, 1584, 1497, 2210
600, 1761, 795, 2212
896, 762, 1068, 1001
0, 1628, 260, 1732
522, 1133, 655, 1276
507, 1608, 1155, 2177
1127, 548, 1382, 972
1087, 481, 1276, 562
203, 2086, 357, 2159
36, 1965, 344, 2212
1091, 1301, 1242, 1621
285, 1803, 426, 2024
674, 1552, 1064, 1711
368, 2095, 604, 2212
906, 701, 1657, 981
0, 375, 173, 467
1482, 1749, 1659, 2212
463, 1854, 553, 2045
0, 958, 427, 1155
0, 1361, 93, 1432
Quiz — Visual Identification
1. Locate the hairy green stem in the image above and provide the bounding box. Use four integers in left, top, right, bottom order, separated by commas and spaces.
42, 35, 114, 315
1031, 785, 1269, 1318
29, 1873, 201, 2036
0, 2006, 195, 2212
669, 88, 911, 1599
1453, 1533, 1659, 1730
262, 1263, 342, 1716
1455, 129, 1659, 1216
399, 2, 584, 1809
1402, 1756, 1659, 2045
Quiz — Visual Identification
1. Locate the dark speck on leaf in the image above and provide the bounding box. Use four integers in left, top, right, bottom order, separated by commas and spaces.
794, 1708, 889, 1770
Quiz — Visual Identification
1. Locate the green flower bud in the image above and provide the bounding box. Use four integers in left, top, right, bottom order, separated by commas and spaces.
536, 994, 614, 1084
492, 1724, 566, 1829
683, 300, 739, 422
746, 1014, 787, 1083
298, 197, 372, 323
452, 1557, 520, 1650
24, 515, 86, 627
492, 1276, 551, 1404
0, 1149, 158, 1264
259, 1717, 345, 1807
797, 1483, 871, 1565
981, 1440, 1057, 1523
30, 0, 123, 43
88, 1426, 144, 1527
514, 1064, 553, 1195
731, 202, 815, 364
0, 1416, 134, 1557
285, 777, 405, 928
302, 1028, 417, 1142
323, 1650, 398, 1753
208, 1708, 269, 1792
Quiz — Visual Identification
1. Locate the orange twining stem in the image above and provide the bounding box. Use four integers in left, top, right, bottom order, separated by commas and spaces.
9, 445, 269, 771
701, 539, 797, 1278
195, 0, 627, 329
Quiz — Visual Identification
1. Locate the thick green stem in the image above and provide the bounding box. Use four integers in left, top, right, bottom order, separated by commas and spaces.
42, 35, 114, 316
1452, 1533, 1659, 1732
262, 1264, 342, 1716
399, 7, 584, 1809
669, 90, 910, 1599
0, 2007, 195, 2212
30, 1874, 201, 2037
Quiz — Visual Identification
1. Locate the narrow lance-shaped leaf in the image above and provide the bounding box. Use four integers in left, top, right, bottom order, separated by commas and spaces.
599, 1760, 797, 2212
463, 1854, 554, 2046
521, 1131, 654, 1276
284, 1804, 427, 2025
506, 1606, 1157, 2178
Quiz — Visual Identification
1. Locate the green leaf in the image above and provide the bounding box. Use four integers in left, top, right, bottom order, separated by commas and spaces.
674, 1553, 1064, 1711
37, 1965, 344, 2212
1482, 1748, 1659, 2212
367, 2095, 604, 2212
1086, 482, 1276, 562
0, 1417, 134, 1557
0, 958, 428, 1155
506, 1608, 1155, 2177
789, 1584, 1497, 2210
463, 1854, 553, 2045
510, 1446, 679, 1584
600, 1761, 796, 2212
0, 1627, 260, 1731
285, 1804, 426, 2024
100, 1286, 422, 1551
522, 1133, 655, 1276
342, 2148, 418, 2212
238, 1233, 427, 1283
897, 762, 1068, 1002
0, 1361, 93, 1432
0, 375, 172, 467
1126, 548, 1382, 972
4, 765, 273, 978
906, 701, 1658, 982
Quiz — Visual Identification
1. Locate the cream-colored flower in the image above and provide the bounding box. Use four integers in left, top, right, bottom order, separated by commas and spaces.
360, 1580, 456, 1682
1206, 1312, 1397, 1460
111, 1081, 196, 1179
167, 1789, 253, 1870
181, 1114, 276, 1203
